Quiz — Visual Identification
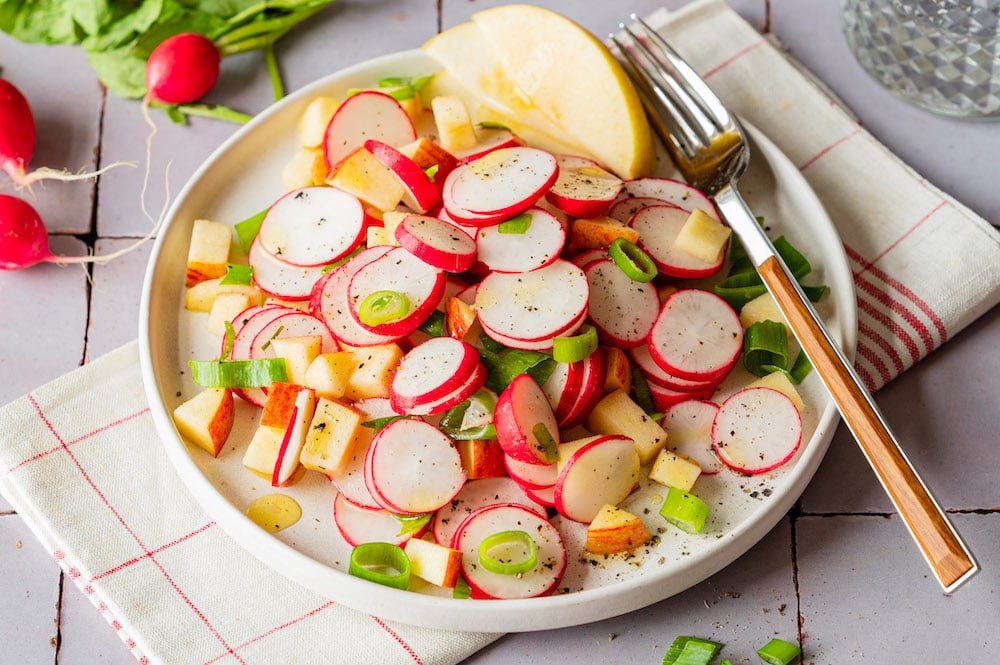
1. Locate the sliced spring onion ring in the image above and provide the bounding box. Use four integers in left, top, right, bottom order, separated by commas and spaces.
551, 324, 598, 363
358, 290, 410, 327
234, 208, 266, 254
497, 213, 532, 234
742, 320, 789, 377
424, 164, 439, 182
478, 530, 538, 575
757, 638, 801, 665
608, 237, 657, 282
349, 542, 411, 590
219, 263, 253, 286
188, 358, 287, 388
531, 422, 558, 463
659, 486, 710, 534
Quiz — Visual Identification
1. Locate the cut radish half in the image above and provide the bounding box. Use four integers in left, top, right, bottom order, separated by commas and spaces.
442, 146, 558, 222
629, 205, 725, 279
347, 246, 445, 338
364, 139, 440, 213
257, 187, 365, 267
553, 434, 640, 523
664, 400, 723, 474
555, 349, 607, 429
329, 397, 399, 509
622, 177, 721, 221
545, 154, 623, 219
647, 289, 743, 382
389, 337, 482, 413
404, 359, 487, 416
333, 492, 421, 547
584, 258, 659, 348
504, 454, 558, 490
324, 90, 416, 168
494, 374, 561, 465
431, 477, 546, 547
607, 195, 676, 223
393, 214, 476, 273
473, 206, 566, 274
712, 387, 802, 475
248, 237, 330, 301
364, 418, 466, 514
310, 246, 398, 347
452, 503, 566, 599
475, 258, 589, 345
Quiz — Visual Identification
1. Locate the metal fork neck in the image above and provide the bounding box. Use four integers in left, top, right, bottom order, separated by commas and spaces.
712, 183, 775, 268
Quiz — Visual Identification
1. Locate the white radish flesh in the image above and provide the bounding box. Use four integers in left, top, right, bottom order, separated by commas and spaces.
329, 397, 399, 509
453, 127, 524, 162
431, 477, 546, 547
228, 305, 302, 406
333, 492, 419, 547
504, 454, 558, 490
390, 337, 482, 413
623, 177, 721, 221
664, 399, 723, 474
712, 387, 803, 475
648, 381, 715, 413
584, 258, 660, 348
257, 187, 365, 267
494, 374, 562, 465
545, 154, 623, 218
443, 146, 558, 221
555, 349, 607, 429
607, 195, 676, 223
473, 206, 566, 274
309, 246, 398, 347
647, 289, 743, 382
628, 344, 720, 392
394, 214, 476, 273
553, 434, 640, 523
347, 246, 445, 337
248, 237, 330, 301
629, 205, 725, 279
407, 363, 487, 416
324, 90, 416, 168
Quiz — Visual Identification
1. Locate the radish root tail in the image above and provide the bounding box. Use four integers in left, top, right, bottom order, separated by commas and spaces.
13, 161, 137, 189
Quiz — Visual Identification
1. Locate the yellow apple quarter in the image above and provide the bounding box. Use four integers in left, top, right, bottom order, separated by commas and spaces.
172, 388, 235, 458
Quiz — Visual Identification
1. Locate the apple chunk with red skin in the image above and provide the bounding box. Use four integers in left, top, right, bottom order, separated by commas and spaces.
404, 538, 463, 588
172, 388, 235, 457
585, 504, 651, 554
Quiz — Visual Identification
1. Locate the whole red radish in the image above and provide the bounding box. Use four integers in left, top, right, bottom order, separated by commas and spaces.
0, 78, 38, 185
146, 33, 221, 105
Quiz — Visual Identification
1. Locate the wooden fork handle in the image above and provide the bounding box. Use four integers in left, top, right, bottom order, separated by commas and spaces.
757, 255, 978, 592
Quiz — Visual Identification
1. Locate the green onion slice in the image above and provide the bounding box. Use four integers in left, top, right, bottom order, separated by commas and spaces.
234, 209, 267, 255
188, 358, 287, 388
418, 309, 446, 337
358, 290, 410, 327
497, 213, 532, 234
757, 638, 801, 665
361, 415, 409, 433
787, 351, 813, 384
452, 576, 472, 599
393, 512, 432, 538
531, 422, 558, 463
219, 263, 253, 286
661, 635, 724, 665
608, 237, 657, 282
478, 530, 538, 575
552, 324, 598, 363
348, 542, 411, 590
659, 486, 710, 534
742, 320, 789, 377
630, 365, 657, 416
477, 120, 510, 130
220, 321, 237, 361
424, 164, 439, 182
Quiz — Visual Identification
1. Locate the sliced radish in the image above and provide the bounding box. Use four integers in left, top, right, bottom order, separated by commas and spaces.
309, 246, 398, 347
584, 257, 659, 348
389, 336, 482, 413
629, 205, 725, 279
257, 187, 365, 267
628, 344, 720, 393
664, 399, 723, 475
473, 206, 566, 274
393, 214, 476, 273
442, 146, 558, 224
453, 503, 566, 599
431, 477, 546, 547
364, 418, 466, 514
248, 237, 330, 301
523, 484, 556, 508
248, 311, 337, 361
453, 127, 525, 162
607, 195, 677, 223
622, 177, 721, 221
570, 247, 609, 269
333, 492, 421, 547
647, 289, 743, 382
648, 381, 715, 413
403, 358, 487, 416
553, 434, 640, 523
271, 390, 315, 486
324, 90, 416, 168
329, 397, 399, 509
712, 387, 802, 475
475, 258, 589, 346
364, 139, 440, 213
494, 374, 562, 465
540, 359, 580, 426
504, 454, 558, 490
555, 349, 607, 429
545, 154, 623, 218
347, 246, 445, 338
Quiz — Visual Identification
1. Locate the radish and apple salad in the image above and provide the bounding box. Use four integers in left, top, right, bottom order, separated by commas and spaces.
174, 79, 823, 600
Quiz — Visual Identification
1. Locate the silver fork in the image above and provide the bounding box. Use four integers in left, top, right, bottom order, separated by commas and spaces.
611, 15, 977, 593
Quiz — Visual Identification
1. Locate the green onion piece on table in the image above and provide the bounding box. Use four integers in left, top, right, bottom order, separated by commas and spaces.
478, 530, 538, 575
659, 486, 710, 534
358, 290, 410, 327
552, 324, 598, 363
188, 358, 287, 388
497, 213, 532, 234
661, 636, 723, 665
608, 237, 658, 282
757, 638, 801, 665
348, 542, 411, 590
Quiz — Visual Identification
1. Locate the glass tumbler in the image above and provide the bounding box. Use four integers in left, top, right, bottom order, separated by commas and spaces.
840, 0, 1000, 118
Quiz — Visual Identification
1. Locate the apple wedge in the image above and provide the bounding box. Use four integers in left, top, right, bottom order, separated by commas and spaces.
172, 388, 235, 457
586, 504, 651, 554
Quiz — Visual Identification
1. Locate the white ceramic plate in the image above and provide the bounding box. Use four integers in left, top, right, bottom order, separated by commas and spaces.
139, 49, 856, 633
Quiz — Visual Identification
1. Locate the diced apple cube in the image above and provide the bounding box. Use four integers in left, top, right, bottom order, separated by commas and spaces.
345, 344, 405, 400
674, 208, 732, 264
300, 398, 363, 475
172, 388, 235, 457
262, 297, 310, 312
206, 292, 253, 337
404, 537, 463, 588
569, 216, 640, 251
303, 351, 355, 400
282, 147, 326, 191
648, 449, 701, 492
431, 95, 479, 153
586, 389, 666, 464
242, 425, 286, 478
740, 292, 788, 329
381, 210, 408, 242
184, 277, 263, 313
398, 136, 460, 176
326, 147, 406, 212
270, 335, 323, 386
260, 382, 314, 429
455, 438, 507, 479
297, 95, 340, 148
585, 504, 651, 554
746, 371, 805, 413
366, 225, 392, 247
602, 346, 630, 394
186, 219, 233, 287
445, 296, 476, 339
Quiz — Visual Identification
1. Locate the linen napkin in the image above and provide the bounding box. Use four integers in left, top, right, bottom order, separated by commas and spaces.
2, 2, 999, 664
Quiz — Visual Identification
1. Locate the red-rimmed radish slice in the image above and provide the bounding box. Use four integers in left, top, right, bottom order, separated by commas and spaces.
504, 454, 558, 490
623, 177, 721, 221
329, 397, 399, 509
347, 246, 445, 338
712, 387, 802, 475
409, 363, 487, 416
323, 90, 416, 168
453, 503, 566, 599
664, 399, 723, 475
523, 484, 556, 508
556, 349, 607, 429
647, 289, 743, 382
541, 360, 580, 426
494, 374, 561, 465
475, 258, 589, 345
271, 390, 316, 487
431, 477, 546, 547
389, 336, 482, 413
247, 313, 338, 404
628, 205, 725, 279
443, 146, 558, 221
628, 344, 720, 392
545, 155, 623, 218
364, 139, 441, 213
553, 434, 640, 523
257, 186, 365, 267
248, 237, 330, 301
648, 381, 715, 413
310, 246, 398, 347
333, 492, 422, 547
228, 305, 315, 406
570, 247, 609, 269
607, 195, 676, 223
393, 214, 476, 273
473, 206, 566, 274
584, 258, 659, 348
453, 127, 525, 162
364, 418, 466, 514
